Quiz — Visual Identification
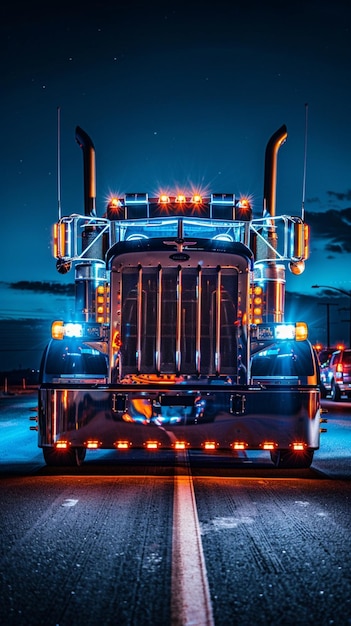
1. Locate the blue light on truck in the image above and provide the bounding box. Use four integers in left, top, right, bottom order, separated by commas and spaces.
51, 321, 102, 340
64, 323, 83, 338
275, 324, 296, 340
252, 322, 308, 341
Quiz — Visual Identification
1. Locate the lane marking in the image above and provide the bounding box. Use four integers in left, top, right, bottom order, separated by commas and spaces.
62, 499, 79, 507
171, 451, 214, 626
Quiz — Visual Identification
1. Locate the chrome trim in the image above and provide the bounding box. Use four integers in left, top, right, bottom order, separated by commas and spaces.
196, 265, 202, 374
215, 266, 221, 374
176, 265, 182, 373
137, 264, 142, 372
156, 264, 162, 373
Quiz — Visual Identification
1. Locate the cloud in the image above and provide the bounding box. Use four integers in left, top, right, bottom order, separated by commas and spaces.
325, 243, 343, 254
9, 281, 75, 295
327, 189, 351, 202
306, 196, 320, 204
306, 207, 351, 253
306, 189, 351, 210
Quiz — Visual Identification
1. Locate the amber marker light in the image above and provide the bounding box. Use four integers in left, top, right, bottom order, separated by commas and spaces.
291, 442, 306, 451
174, 441, 187, 450
158, 194, 170, 204
108, 197, 121, 208
55, 440, 69, 450
95, 284, 110, 324
53, 223, 59, 258
231, 441, 248, 450
145, 440, 160, 450
114, 440, 131, 449
112, 330, 122, 351
304, 223, 310, 258
85, 440, 101, 449
107, 196, 123, 215
295, 322, 308, 341
191, 194, 203, 204
237, 196, 251, 210
175, 194, 186, 203
53, 222, 66, 258
262, 442, 277, 450
51, 320, 64, 340
251, 285, 263, 324
203, 441, 217, 450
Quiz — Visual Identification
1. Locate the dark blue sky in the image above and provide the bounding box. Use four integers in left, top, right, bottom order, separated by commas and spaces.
1, 0, 351, 370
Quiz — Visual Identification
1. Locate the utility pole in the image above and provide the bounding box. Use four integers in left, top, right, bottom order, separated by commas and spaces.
317, 302, 338, 347
312, 285, 351, 348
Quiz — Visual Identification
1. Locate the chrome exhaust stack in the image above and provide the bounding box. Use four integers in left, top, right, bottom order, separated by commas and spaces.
256, 125, 288, 323
75, 127, 106, 322
263, 124, 287, 218
75, 126, 97, 217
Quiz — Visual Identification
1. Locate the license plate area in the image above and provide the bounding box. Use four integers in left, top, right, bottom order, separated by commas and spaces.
159, 394, 195, 406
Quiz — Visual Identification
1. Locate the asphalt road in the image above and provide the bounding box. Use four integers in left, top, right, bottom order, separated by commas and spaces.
0, 393, 350, 625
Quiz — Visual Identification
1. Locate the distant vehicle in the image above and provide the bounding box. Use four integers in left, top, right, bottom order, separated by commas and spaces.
317, 348, 334, 367
316, 348, 334, 398
320, 349, 351, 401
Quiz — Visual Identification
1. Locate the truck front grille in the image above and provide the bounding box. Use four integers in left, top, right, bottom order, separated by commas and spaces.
119, 264, 239, 377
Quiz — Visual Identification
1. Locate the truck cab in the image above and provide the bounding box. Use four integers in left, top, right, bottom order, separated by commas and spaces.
33, 124, 323, 469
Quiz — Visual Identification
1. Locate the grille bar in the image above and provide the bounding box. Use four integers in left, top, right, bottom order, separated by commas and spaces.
156, 264, 162, 373
176, 265, 182, 373
137, 264, 142, 372
196, 265, 202, 374
215, 266, 221, 374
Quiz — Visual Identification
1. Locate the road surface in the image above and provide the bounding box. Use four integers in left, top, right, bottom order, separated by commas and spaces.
0, 393, 350, 625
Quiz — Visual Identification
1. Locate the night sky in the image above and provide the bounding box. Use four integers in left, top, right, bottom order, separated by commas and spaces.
1, 0, 351, 371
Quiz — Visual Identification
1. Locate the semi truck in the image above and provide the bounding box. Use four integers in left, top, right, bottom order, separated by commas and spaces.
32, 124, 324, 468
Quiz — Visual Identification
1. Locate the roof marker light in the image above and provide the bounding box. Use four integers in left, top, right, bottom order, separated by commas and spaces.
107, 197, 123, 210
237, 196, 251, 210
191, 194, 203, 204
159, 194, 170, 204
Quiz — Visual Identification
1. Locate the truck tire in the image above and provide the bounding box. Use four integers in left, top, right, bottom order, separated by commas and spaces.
331, 380, 341, 402
270, 448, 314, 469
43, 446, 86, 467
